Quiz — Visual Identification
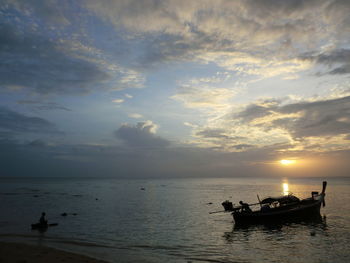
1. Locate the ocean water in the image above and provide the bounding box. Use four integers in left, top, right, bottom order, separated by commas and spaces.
0, 177, 349, 263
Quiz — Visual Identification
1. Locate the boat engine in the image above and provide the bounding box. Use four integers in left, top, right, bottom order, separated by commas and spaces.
222, 200, 234, 211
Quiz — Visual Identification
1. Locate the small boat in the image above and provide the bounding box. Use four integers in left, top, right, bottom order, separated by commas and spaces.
222, 181, 327, 225
31, 223, 58, 230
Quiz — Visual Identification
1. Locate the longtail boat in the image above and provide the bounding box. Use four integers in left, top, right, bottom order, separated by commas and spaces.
221, 181, 327, 225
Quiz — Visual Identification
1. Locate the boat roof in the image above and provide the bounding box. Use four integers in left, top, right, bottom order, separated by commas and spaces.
261, 194, 300, 204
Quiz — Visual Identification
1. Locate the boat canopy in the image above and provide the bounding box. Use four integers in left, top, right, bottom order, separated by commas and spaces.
261, 195, 300, 205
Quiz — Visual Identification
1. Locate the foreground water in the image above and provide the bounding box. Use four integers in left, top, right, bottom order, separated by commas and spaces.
0, 177, 349, 262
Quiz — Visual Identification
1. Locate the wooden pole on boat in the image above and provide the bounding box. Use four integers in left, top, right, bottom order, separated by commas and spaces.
322, 181, 327, 207
246, 202, 260, 207
322, 181, 327, 194
257, 194, 262, 208
209, 210, 227, 214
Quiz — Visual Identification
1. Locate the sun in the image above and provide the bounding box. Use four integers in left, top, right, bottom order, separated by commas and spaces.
280, 159, 296, 166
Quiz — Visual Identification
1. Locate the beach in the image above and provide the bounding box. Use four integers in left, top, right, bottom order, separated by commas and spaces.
0, 242, 109, 263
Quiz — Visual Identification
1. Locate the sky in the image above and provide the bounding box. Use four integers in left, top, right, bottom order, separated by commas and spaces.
1, 0, 350, 178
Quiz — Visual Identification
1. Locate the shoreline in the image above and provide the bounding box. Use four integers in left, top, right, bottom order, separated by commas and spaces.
0, 241, 110, 263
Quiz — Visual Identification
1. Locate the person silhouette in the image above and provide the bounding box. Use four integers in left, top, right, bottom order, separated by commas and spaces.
39, 212, 47, 225
239, 201, 252, 212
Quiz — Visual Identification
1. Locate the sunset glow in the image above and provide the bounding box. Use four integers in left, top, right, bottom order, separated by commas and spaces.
280, 160, 296, 166
1, 1, 350, 178
1, 2, 349, 262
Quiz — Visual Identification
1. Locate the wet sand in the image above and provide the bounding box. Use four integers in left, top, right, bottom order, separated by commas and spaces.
0, 242, 109, 263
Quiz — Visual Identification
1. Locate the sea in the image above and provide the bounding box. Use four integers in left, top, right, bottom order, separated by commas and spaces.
0, 177, 349, 263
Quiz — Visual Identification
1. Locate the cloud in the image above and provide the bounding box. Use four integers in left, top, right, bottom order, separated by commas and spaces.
84, 0, 348, 76
235, 100, 281, 122
0, 138, 275, 177
4, 0, 70, 25
233, 144, 253, 150
0, 23, 110, 95
86, 0, 326, 41
128, 113, 143, 119
324, 0, 350, 35
172, 75, 236, 113
234, 96, 350, 139
4, 0, 349, 79
275, 96, 350, 138
0, 106, 59, 134
112, 99, 124, 104
195, 129, 231, 140
301, 49, 350, 75
2, 137, 350, 178
172, 85, 234, 111
190, 95, 350, 152
4, 0, 349, 85
0, 21, 144, 95
115, 121, 170, 148
17, 100, 72, 111
28, 139, 48, 147
191, 127, 254, 151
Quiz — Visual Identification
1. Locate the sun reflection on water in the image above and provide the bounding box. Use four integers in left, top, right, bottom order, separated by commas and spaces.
283, 182, 289, 195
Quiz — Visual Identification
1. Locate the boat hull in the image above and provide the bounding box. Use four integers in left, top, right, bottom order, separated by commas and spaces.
31, 223, 48, 230
233, 194, 324, 225
31, 223, 58, 230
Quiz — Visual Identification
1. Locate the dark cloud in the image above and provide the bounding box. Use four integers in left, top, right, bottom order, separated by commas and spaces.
0, 131, 14, 140
2, 138, 350, 178
195, 129, 230, 139
301, 49, 350, 75
324, 0, 350, 33
236, 103, 278, 122
195, 128, 249, 148
0, 138, 269, 178
243, 0, 321, 20
315, 49, 350, 64
233, 144, 253, 150
17, 100, 72, 111
3, 0, 69, 25
0, 23, 109, 95
115, 122, 170, 148
28, 139, 48, 147
278, 96, 350, 138
328, 65, 350, 75
236, 96, 350, 139
0, 140, 83, 177
140, 28, 239, 68
0, 106, 59, 134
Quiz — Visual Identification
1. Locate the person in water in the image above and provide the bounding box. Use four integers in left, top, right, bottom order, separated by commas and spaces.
239, 201, 252, 212
39, 212, 48, 225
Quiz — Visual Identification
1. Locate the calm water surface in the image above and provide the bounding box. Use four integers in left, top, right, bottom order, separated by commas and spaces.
0, 177, 349, 262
